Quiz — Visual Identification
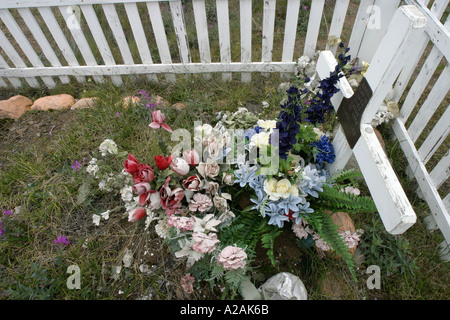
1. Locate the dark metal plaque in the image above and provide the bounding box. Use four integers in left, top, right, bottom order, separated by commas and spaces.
336, 77, 373, 149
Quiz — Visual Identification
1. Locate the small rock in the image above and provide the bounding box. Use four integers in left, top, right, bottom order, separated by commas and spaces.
31, 94, 75, 111
172, 102, 187, 111
120, 95, 141, 108
0, 95, 33, 119
327, 211, 358, 257
151, 95, 170, 109
71, 97, 99, 110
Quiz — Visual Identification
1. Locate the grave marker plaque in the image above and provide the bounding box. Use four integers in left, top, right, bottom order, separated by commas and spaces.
336, 77, 373, 149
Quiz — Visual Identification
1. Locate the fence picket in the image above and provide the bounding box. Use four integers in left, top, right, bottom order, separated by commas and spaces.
17, 8, 70, 84
192, 0, 211, 78
326, 0, 350, 55
80, 5, 123, 86
392, 3, 448, 102
417, 105, 450, 164
0, 9, 56, 88
0, 53, 22, 88
429, 151, 450, 189
392, 117, 450, 243
147, 2, 175, 82
58, 6, 104, 84
347, 0, 375, 61
124, 2, 158, 83
281, 0, 300, 64
37, 7, 85, 83
407, 65, 450, 143
303, 0, 325, 58
0, 22, 39, 87
216, 0, 232, 81
240, 0, 252, 82
261, 0, 276, 67
102, 4, 135, 65
169, 1, 191, 64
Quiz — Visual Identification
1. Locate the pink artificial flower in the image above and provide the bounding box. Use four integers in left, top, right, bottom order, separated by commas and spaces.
182, 175, 202, 191
181, 274, 195, 294
341, 230, 361, 249
170, 157, 190, 176
148, 192, 162, 211
133, 182, 151, 195
183, 149, 200, 166
133, 182, 154, 206
217, 245, 247, 270
314, 235, 331, 252
192, 232, 220, 253
128, 207, 146, 222
189, 193, 213, 213
149, 110, 173, 133
159, 176, 185, 212
167, 215, 194, 231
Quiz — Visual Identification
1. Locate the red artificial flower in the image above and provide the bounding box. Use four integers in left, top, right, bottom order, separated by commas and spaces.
124, 153, 140, 175
134, 163, 155, 184
128, 207, 146, 222
155, 155, 173, 170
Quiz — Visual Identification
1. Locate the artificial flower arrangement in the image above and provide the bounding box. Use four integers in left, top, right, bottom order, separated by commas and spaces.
80, 43, 378, 298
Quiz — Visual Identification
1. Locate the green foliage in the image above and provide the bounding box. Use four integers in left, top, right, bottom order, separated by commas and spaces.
5, 262, 59, 300
293, 124, 320, 163
260, 226, 282, 267
360, 215, 418, 277
318, 184, 378, 214
304, 209, 357, 281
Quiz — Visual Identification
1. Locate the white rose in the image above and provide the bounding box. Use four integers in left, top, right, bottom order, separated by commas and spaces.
263, 178, 298, 201
249, 132, 271, 148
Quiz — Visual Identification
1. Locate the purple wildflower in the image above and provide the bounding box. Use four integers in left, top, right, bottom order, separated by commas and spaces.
54, 236, 70, 246
3, 209, 13, 216
71, 160, 82, 172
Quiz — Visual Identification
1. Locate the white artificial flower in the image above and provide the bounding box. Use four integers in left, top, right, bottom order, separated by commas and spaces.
124, 196, 139, 212
155, 218, 170, 239
263, 178, 299, 201
99, 139, 118, 156
120, 186, 134, 202
249, 131, 271, 148
256, 120, 277, 133
122, 248, 133, 268
144, 210, 158, 231
85, 158, 99, 177
92, 214, 101, 226
100, 210, 110, 220
192, 214, 222, 233
174, 239, 204, 269
297, 55, 311, 69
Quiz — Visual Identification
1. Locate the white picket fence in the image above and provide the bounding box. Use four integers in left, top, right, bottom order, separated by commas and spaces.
0, 0, 448, 258
0, 0, 412, 86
